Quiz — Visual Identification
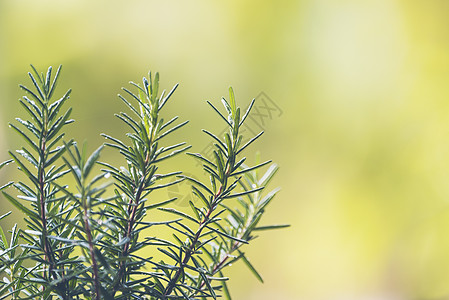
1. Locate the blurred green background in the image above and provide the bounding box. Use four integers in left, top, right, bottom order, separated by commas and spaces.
2, 0, 449, 299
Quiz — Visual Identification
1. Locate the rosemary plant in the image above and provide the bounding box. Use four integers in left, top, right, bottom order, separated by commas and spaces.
0, 65, 288, 299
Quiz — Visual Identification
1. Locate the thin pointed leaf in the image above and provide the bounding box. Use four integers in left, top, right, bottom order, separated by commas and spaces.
159, 83, 179, 111
0, 211, 11, 222
181, 175, 214, 196
189, 201, 201, 221
228, 87, 236, 115
44, 66, 52, 93
224, 186, 264, 199
156, 120, 189, 141
83, 145, 104, 177
19, 85, 44, 107
8, 152, 39, 186
2, 192, 39, 219
258, 188, 280, 211
29, 65, 43, 85
48, 89, 71, 122
153, 72, 160, 100
123, 87, 151, 115
257, 163, 279, 186
239, 98, 255, 126
205, 226, 248, 244
232, 160, 272, 176
207, 101, 232, 127
0, 160, 13, 170
191, 185, 210, 208
118, 94, 140, 116
19, 100, 42, 128
27, 72, 45, 101
236, 131, 264, 155
221, 98, 232, 116
16, 149, 38, 167
115, 113, 140, 134
253, 224, 290, 231
154, 145, 191, 163
202, 130, 227, 153
219, 271, 232, 300
158, 207, 199, 224
238, 251, 263, 283
186, 152, 217, 168
146, 197, 177, 210
48, 65, 62, 99
9, 123, 38, 152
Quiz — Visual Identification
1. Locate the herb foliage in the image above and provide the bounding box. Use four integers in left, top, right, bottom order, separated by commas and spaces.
0, 66, 287, 299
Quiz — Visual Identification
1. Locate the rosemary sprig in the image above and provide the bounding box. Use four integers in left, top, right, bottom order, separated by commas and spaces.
0, 66, 287, 300
3, 65, 75, 299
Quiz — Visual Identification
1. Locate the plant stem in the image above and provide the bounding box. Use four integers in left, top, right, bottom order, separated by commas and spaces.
193, 231, 245, 296
38, 108, 69, 298
81, 186, 101, 300
163, 181, 228, 298
112, 152, 151, 295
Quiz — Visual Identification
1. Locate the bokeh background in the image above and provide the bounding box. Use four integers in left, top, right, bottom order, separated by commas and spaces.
2, 0, 449, 299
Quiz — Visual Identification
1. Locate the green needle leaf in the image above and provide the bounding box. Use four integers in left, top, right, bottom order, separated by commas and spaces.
253, 224, 291, 231
238, 251, 263, 283
2, 192, 39, 220
158, 208, 199, 224
0, 159, 13, 170
228, 87, 237, 115
83, 144, 104, 177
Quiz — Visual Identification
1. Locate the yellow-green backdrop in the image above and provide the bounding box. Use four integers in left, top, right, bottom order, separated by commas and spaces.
2, 1, 449, 299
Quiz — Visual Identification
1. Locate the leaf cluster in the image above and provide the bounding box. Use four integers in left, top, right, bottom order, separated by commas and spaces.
0, 66, 288, 299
